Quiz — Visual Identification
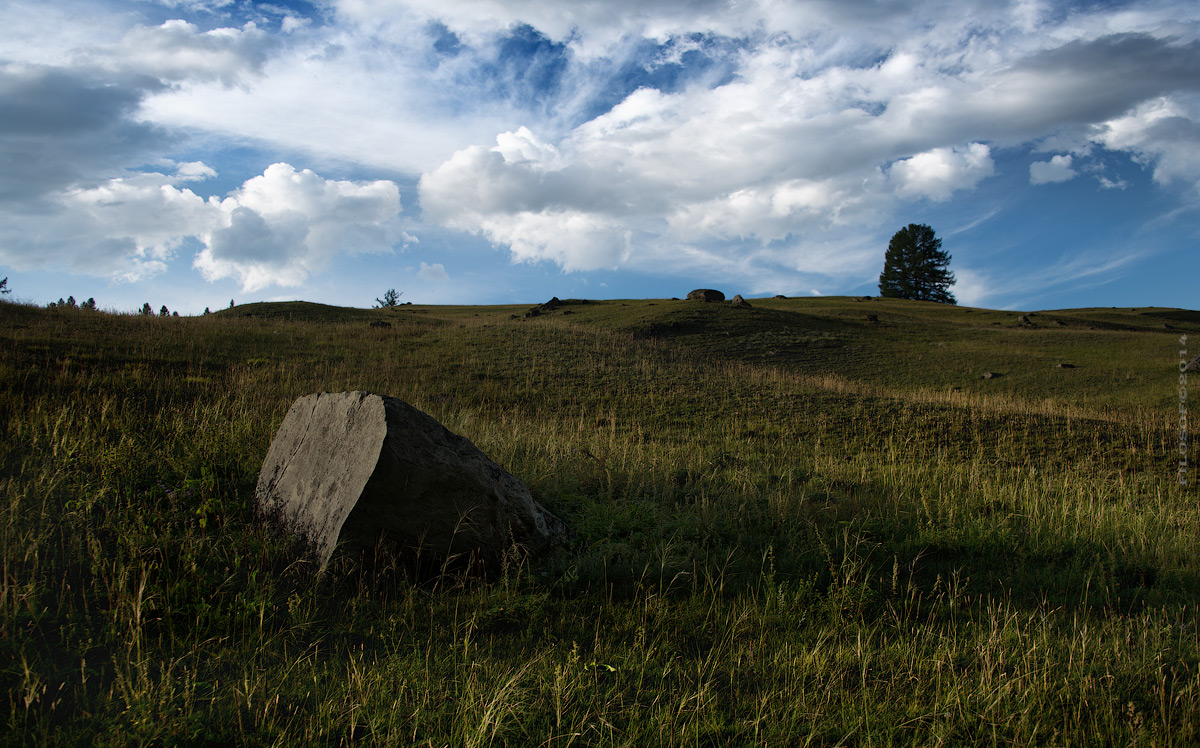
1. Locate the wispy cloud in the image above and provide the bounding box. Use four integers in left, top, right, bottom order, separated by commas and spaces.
955, 246, 1149, 308
946, 207, 1003, 237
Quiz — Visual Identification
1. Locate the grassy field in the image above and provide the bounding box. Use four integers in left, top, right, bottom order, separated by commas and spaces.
1, 295, 1196, 746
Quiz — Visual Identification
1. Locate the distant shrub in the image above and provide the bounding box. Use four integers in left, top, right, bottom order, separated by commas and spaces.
376, 288, 403, 308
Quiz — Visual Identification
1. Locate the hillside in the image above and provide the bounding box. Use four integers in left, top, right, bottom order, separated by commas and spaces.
217, 295, 1194, 411
1, 296, 1196, 746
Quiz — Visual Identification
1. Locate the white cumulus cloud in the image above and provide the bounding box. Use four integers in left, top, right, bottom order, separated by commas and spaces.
1029, 154, 1077, 184
890, 144, 995, 201
62, 165, 223, 281
91, 19, 274, 86
417, 261, 449, 281
1092, 96, 1200, 191
195, 163, 404, 291
15, 162, 404, 289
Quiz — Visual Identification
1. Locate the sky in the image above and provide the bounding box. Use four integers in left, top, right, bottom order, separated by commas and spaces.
0, 0, 1198, 313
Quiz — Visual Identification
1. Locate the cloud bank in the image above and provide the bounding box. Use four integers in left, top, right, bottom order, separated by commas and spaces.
49, 162, 404, 290
1, 0, 1199, 298
0, 18, 404, 289
419, 26, 1200, 286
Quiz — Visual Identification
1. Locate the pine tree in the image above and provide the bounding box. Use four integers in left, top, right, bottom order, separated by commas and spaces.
878, 224, 956, 304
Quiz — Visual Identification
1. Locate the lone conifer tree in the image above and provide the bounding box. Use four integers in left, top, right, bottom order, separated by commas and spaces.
878, 223, 956, 304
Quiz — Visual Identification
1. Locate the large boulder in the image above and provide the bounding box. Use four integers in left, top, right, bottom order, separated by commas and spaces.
687, 289, 725, 302
256, 391, 566, 572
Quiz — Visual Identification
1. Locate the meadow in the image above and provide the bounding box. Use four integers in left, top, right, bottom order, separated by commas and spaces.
1, 295, 1196, 746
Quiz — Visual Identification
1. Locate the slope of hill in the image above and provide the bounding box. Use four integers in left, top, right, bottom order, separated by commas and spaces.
0, 297, 1195, 746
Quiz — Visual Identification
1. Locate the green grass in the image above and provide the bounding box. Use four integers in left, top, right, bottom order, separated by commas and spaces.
1, 297, 1197, 746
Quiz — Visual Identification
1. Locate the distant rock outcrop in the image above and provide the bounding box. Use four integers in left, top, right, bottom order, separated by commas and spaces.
981, 371, 1000, 379
524, 296, 561, 318
687, 289, 725, 302
727, 294, 752, 308
256, 391, 567, 572
522, 296, 592, 318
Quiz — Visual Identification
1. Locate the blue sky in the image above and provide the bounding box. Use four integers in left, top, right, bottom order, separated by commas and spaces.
1, 0, 1198, 313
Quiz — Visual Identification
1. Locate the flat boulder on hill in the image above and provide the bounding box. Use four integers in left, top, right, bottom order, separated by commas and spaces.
687, 289, 725, 302
256, 391, 566, 572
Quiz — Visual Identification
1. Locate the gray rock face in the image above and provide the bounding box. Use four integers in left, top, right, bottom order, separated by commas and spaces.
256, 391, 566, 571
727, 294, 751, 308
687, 289, 725, 302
